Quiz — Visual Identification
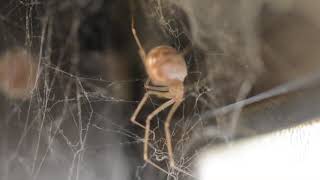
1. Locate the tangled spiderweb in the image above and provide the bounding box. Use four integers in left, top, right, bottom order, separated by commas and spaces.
1, 0, 320, 180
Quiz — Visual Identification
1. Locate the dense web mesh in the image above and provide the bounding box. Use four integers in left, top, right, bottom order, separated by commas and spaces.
1, 0, 320, 180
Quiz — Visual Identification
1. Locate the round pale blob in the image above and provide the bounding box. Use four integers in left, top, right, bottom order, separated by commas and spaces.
0, 48, 38, 99
144, 46, 187, 86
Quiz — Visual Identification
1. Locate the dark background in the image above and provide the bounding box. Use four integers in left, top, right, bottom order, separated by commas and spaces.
1, 0, 320, 180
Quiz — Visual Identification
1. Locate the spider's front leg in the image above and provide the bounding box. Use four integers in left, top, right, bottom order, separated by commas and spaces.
144, 79, 169, 91
130, 91, 152, 129
164, 100, 182, 168
143, 97, 175, 175
142, 96, 194, 177
130, 90, 168, 139
163, 100, 194, 177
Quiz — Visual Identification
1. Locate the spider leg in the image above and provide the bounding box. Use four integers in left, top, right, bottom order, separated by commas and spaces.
131, 16, 146, 60
164, 100, 195, 177
130, 91, 151, 129
164, 100, 182, 167
144, 97, 175, 175
130, 90, 167, 139
144, 78, 169, 92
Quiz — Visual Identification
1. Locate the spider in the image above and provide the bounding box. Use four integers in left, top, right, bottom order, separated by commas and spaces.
130, 17, 192, 176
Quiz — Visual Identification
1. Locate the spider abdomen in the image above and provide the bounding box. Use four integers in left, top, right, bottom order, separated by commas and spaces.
144, 46, 187, 86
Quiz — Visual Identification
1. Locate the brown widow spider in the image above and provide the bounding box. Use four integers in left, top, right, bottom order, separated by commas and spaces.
130, 17, 193, 177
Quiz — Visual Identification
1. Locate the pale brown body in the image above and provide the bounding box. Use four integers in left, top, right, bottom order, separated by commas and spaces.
144, 45, 187, 100
130, 17, 192, 177
144, 46, 187, 86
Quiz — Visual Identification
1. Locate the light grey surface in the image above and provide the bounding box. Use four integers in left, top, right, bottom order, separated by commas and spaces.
197, 118, 320, 180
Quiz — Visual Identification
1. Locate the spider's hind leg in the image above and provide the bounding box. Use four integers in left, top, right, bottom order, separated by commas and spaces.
131, 15, 146, 60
